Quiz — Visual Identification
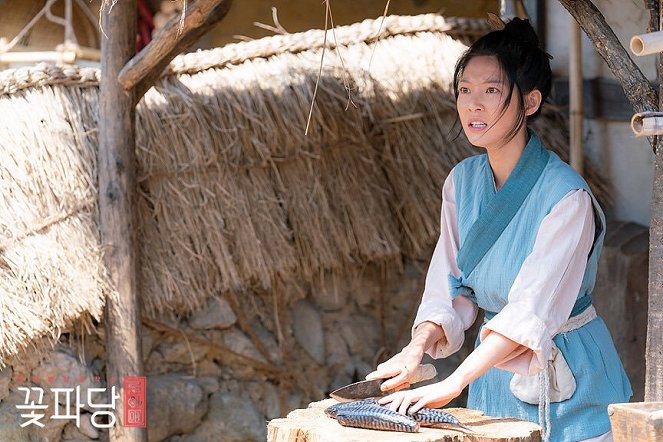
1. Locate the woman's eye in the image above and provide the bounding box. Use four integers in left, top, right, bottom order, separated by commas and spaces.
486, 87, 500, 94
459, 87, 470, 94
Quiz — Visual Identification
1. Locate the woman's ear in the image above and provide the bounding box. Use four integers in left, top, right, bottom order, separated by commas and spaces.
524, 89, 542, 116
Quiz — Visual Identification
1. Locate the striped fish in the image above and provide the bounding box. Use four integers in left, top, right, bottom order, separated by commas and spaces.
408, 408, 474, 432
325, 399, 473, 433
324, 399, 379, 418
335, 404, 420, 433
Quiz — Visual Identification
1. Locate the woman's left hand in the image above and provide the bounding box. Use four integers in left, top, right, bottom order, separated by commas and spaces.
377, 375, 465, 415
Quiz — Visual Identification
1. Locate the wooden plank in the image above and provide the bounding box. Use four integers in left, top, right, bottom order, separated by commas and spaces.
118, 0, 233, 102
645, 0, 663, 403
99, 0, 146, 440
267, 399, 541, 442
608, 402, 663, 441
648, 112, 663, 401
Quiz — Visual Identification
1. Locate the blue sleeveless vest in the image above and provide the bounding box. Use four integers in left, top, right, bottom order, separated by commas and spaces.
450, 132, 632, 441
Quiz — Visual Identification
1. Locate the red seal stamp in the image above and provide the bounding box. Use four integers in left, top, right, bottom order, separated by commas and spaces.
123, 376, 146, 427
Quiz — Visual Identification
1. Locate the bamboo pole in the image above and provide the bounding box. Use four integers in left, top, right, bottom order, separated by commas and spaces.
645, 0, 663, 402
99, 0, 146, 440
569, 18, 584, 175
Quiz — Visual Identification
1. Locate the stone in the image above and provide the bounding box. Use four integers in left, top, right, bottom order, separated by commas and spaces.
31, 350, 101, 413
29, 402, 73, 442
146, 375, 208, 442
0, 366, 13, 401
323, 319, 350, 367
145, 350, 166, 375
262, 382, 282, 420
249, 320, 282, 365
338, 313, 378, 357
197, 376, 220, 395
311, 272, 350, 311
329, 359, 374, 392
218, 328, 266, 363
157, 335, 208, 364
195, 359, 223, 377
176, 392, 266, 442
286, 391, 303, 415
0, 391, 33, 442
61, 421, 88, 440
77, 413, 98, 439
246, 381, 281, 419
188, 297, 237, 330
291, 300, 325, 365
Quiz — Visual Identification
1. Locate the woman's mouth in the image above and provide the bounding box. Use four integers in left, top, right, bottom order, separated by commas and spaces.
467, 120, 487, 131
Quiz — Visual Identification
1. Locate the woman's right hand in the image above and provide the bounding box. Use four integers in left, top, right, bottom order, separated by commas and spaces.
365, 346, 425, 392
365, 321, 446, 392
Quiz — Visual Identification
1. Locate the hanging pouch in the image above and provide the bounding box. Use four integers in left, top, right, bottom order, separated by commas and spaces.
509, 344, 576, 404
509, 304, 597, 404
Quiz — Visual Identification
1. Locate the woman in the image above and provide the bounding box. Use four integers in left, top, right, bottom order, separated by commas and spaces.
366, 17, 632, 442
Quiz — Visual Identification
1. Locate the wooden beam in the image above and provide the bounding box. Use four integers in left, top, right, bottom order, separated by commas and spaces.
118, 0, 233, 102
645, 0, 663, 402
99, 0, 146, 440
557, 0, 659, 131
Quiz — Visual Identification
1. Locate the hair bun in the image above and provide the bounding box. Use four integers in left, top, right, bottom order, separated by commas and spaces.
503, 17, 540, 48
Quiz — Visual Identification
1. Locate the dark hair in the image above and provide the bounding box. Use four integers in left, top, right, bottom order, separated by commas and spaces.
452, 17, 552, 142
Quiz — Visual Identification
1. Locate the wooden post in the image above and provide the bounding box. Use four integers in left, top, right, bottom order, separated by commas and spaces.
569, 19, 584, 175
99, 0, 146, 440
645, 0, 663, 402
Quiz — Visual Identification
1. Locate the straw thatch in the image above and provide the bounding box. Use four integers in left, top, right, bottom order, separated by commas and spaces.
0, 14, 609, 365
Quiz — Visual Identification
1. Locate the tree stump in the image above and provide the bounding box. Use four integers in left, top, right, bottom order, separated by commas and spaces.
267, 399, 541, 442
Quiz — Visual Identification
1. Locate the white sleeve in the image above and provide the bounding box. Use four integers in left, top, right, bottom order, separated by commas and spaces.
479, 189, 596, 375
412, 169, 479, 358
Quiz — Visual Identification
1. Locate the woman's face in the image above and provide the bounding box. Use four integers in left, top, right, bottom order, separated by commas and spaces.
456, 55, 525, 150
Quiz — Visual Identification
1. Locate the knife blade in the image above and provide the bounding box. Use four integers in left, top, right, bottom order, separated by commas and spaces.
329, 363, 437, 402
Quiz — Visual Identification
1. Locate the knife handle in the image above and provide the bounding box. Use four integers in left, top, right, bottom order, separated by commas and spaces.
409, 363, 437, 384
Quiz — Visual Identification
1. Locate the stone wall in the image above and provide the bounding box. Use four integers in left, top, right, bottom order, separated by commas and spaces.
0, 221, 648, 441
0, 250, 453, 442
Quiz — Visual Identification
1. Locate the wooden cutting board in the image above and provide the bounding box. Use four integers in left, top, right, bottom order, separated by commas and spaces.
267, 398, 542, 442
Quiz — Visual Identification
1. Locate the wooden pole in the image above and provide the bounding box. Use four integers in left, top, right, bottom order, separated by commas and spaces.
569, 18, 584, 175
99, 0, 146, 440
645, 0, 663, 402
118, 0, 233, 102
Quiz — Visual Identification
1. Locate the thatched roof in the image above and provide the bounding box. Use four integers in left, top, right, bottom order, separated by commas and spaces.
0, 14, 609, 365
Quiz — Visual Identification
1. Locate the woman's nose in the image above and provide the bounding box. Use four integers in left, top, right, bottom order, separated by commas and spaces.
468, 100, 484, 112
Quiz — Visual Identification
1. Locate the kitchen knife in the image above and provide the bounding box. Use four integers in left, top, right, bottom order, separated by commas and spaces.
329, 363, 437, 402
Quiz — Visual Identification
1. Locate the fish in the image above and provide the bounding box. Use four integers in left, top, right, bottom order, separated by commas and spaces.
408, 407, 474, 432
335, 403, 420, 433
324, 399, 473, 433
324, 399, 379, 418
